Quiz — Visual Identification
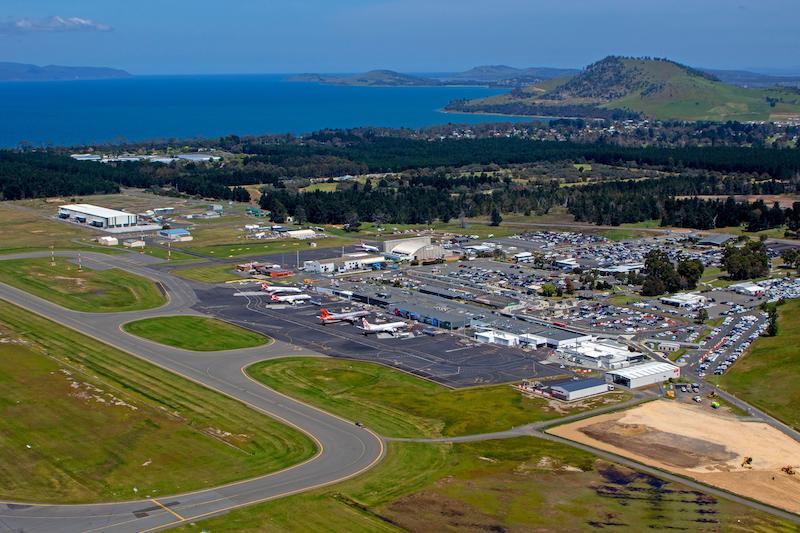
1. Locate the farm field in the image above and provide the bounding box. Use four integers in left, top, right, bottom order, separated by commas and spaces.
549, 400, 800, 514
123, 315, 269, 351
247, 357, 631, 439
0, 257, 166, 312
713, 299, 800, 431
0, 301, 314, 503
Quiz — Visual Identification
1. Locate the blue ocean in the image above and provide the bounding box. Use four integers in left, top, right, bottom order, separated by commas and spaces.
0, 75, 538, 148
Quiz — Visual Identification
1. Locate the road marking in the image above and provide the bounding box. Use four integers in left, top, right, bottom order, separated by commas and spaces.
150, 498, 185, 521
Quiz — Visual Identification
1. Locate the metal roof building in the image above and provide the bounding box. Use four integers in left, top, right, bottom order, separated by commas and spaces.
697, 233, 735, 246
605, 361, 680, 389
548, 378, 609, 401
58, 204, 137, 229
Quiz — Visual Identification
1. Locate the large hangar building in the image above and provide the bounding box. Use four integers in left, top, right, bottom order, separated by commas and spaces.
58, 204, 137, 229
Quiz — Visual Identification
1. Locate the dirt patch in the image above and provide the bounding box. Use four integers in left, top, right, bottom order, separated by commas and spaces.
550, 400, 800, 514
386, 492, 505, 532
580, 418, 737, 469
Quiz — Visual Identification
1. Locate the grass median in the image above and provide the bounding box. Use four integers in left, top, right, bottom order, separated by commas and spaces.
0, 300, 314, 503
247, 357, 631, 438
0, 257, 166, 312
123, 315, 269, 351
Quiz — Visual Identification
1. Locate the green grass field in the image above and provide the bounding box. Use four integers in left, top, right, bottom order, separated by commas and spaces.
139, 246, 198, 263
180, 436, 792, 532
123, 316, 269, 351
714, 299, 800, 430
0, 258, 166, 312
184, 237, 352, 259
0, 301, 314, 503
300, 182, 338, 193
247, 358, 629, 438
173, 262, 242, 283
0, 204, 118, 255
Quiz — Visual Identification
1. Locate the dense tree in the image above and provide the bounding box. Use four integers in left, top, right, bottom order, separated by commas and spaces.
721, 239, 770, 280
677, 259, 705, 289
490, 207, 503, 226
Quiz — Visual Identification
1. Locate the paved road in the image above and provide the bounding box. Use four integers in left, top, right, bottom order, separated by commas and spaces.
0, 252, 384, 533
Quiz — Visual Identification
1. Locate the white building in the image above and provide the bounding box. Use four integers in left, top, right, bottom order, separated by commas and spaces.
473, 329, 519, 347
605, 361, 680, 389
384, 236, 445, 262
555, 257, 579, 270
286, 229, 316, 240
97, 236, 119, 246
599, 263, 645, 275
58, 204, 138, 229
561, 339, 643, 369
659, 292, 707, 308
123, 239, 146, 248
548, 378, 610, 401
303, 253, 385, 274
729, 282, 764, 297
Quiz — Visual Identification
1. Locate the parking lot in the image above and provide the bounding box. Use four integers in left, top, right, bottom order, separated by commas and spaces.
193, 286, 567, 387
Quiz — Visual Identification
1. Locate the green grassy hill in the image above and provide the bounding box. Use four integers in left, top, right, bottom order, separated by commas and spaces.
448, 56, 800, 121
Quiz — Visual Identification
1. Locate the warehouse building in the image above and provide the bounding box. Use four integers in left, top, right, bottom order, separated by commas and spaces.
605, 361, 680, 389
158, 228, 193, 242
659, 292, 707, 308
383, 236, 445, 263
474, 329, 519, 346
58, 204, 137, 229
286, 229, 317, 240
697, 233, 735, 247
303, 253, 385, 274
560, 339, 645, 369
548, 378, 610, 401
729, 281, 765, 296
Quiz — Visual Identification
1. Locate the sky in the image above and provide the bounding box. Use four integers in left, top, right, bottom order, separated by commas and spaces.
1, 0, 798, 75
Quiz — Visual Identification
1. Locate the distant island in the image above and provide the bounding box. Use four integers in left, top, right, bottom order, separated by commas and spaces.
0, 62, 131, 82
445, 56, 800, 122
289, 65, 578, 88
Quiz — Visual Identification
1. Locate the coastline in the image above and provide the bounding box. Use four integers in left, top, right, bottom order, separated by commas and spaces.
438, 107, 567, 121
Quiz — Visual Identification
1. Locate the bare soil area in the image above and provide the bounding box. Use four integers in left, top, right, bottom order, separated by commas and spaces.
549, 400, 800, 514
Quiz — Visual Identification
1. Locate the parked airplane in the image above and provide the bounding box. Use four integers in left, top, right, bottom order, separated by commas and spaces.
318, 307, 369, 324
260, 282, 302, 294
359, 241, 380, 253
356, 317, 408, 335
270, 293, 311, 304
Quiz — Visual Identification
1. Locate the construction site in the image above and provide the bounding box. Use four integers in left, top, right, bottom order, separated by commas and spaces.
549, 401, 800, 514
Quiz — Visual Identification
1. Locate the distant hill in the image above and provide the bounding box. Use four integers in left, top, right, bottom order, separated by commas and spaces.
290, 65, 578, 88
438, 65, 579, 83
0, 62, 131, 82
703, 69, 800, 88
446, 56, 800, 122
290, 70, 434, 86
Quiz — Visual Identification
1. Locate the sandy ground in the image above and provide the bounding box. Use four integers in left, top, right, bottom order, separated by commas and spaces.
549, 400, 800, 514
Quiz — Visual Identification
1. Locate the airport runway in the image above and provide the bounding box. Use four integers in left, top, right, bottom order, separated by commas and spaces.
0, 252, 384, 532
1, 251, 798, 529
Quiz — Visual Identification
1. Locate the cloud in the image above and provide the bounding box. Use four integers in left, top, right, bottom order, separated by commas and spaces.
0, 16, 113, 34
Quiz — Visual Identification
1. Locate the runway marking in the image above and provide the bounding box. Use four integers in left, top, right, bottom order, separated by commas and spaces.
150, 498, 185, 521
